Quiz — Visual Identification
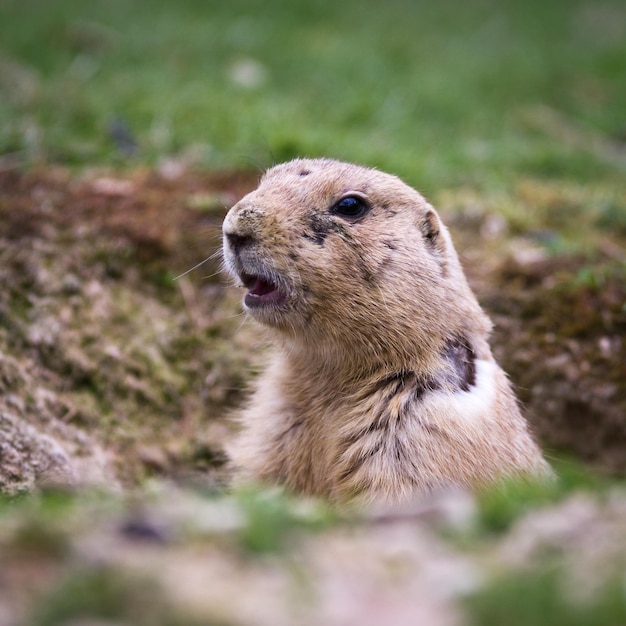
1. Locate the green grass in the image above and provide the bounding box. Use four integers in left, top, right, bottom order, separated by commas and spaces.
236, 486, 336, 553
466, 462, 626, 625
473, 457, 613, 535
29, 566, 214, 626
1, 0, 625, 192
466, 565, 626, 626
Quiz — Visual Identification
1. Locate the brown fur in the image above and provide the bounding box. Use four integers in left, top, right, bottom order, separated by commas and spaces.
222, 158, 550, 504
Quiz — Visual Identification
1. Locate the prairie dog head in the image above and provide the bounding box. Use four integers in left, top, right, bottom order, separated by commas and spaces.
222, 159, 490, 370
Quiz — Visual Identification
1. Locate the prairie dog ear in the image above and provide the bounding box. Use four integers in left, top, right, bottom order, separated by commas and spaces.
420, 209, 446, 256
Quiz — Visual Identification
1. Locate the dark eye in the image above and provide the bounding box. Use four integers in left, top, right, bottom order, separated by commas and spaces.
332, 195, 369, 218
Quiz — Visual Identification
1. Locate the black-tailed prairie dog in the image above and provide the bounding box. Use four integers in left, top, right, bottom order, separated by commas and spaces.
222, 158, 550, 504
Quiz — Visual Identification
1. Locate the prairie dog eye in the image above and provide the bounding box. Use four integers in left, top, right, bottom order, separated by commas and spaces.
332, 195, 369, 218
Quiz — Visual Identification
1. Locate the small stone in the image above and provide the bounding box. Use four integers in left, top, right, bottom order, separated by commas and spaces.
229, 58, 267, 89
598, 336, 612, 358
137, 445, 170, 472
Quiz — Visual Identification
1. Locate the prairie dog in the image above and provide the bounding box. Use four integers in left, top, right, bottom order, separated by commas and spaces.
222, 158, 550, 504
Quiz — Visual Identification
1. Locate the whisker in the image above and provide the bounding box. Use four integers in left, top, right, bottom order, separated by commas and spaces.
200, 269, 224, 280
173, 256, 213, 281
234, 315, 249, 332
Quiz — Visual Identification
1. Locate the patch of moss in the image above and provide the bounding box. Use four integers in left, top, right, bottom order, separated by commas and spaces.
475, 479, 560, 535
236, 487, 336, 554
28, 565, 217, 626
465, 565, 626, 626
9, 518, 70, 560
473, 458, 619, 535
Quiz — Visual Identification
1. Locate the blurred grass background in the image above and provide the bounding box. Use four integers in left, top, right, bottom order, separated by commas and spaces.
1, 0, 625, 192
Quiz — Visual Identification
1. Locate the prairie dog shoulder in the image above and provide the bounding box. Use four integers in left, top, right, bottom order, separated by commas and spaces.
222, 158, 549, 504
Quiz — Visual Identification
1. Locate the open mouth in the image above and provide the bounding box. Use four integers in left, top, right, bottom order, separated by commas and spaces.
240, 272, 287, 308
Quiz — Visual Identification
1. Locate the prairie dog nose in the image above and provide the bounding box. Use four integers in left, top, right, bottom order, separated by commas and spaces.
224, 198, 263, 226
225, 231, 256, 253
223, 204, 259, 251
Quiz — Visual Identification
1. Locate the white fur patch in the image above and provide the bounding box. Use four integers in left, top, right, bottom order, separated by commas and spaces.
422, 359, 498, 428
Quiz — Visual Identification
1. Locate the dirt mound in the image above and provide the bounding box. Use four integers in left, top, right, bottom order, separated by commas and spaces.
0, 166, 259, 492
487, 255, 626, 472
0, 167, 624, 494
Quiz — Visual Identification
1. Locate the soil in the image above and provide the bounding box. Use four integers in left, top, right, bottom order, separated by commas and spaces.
0, 164, 261, 494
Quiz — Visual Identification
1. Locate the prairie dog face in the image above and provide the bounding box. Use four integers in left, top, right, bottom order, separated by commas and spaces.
222, 159, 478, 357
